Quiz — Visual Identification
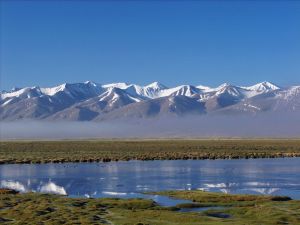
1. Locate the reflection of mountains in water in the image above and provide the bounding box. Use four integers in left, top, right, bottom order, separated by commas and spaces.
248, 188, 280, 195
1, 179, 300, 198
0, 180, 67, 195
198, 182, 299, 195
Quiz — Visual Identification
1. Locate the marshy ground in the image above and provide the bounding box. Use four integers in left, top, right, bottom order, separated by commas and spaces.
0, 189, 299, 225
1, 139, 299, 224
1, 139, 300, 164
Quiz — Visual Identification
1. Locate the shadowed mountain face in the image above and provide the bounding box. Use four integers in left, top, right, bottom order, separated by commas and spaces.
1, 81, 299, 121
95, 95, 206, 121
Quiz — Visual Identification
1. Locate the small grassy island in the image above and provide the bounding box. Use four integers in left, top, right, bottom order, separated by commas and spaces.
1, 139, 300, 164
0, 189, 299, 225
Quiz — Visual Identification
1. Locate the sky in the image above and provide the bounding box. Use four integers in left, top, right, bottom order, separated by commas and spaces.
1, 0, 300, 90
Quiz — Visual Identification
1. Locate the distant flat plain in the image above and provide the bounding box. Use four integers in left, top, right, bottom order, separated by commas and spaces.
1, 139, 300, 164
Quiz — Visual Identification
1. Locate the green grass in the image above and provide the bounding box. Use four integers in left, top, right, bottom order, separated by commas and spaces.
0, 191, 156, 224
1, 139, 300, 164
0, 189, 300, 224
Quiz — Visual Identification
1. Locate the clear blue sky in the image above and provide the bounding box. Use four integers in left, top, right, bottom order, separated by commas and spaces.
1, 1, 300, 90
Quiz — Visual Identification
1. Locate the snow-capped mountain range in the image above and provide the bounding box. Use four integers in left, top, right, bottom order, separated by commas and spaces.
1, 81, 299, 121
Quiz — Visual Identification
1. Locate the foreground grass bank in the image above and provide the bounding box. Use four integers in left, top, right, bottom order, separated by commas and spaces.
0, 189, 299, 224
1, 139, 300, 164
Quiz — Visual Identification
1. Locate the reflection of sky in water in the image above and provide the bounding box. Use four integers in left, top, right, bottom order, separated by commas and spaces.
0, 158, 300, 199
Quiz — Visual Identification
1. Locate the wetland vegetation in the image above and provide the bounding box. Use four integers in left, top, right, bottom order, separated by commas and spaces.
0, 189, 299, 225
1, 139, 300, 164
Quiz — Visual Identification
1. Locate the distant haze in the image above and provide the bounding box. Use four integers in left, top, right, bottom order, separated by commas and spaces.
1, 112, 300, 139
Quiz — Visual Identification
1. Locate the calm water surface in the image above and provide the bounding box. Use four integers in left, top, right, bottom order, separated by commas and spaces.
1, 158, 300, 202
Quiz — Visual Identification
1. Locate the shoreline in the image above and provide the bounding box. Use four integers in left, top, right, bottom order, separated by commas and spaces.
1, 139, 300, 164
1, 154, 300, 165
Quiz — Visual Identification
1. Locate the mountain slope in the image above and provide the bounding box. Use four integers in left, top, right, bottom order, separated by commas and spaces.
47, 88, 143, 121
95, 95, 206, 121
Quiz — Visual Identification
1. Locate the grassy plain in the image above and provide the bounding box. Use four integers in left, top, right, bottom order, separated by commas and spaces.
0, 139, 300, 164
0, 189, 299, 225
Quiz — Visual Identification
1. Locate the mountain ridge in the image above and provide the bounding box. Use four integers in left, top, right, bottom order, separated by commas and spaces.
1, 81, 299, 121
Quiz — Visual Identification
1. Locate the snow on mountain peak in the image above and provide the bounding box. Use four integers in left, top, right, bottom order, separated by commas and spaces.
102, 82, 130, 89
196, 85, 211, 90
145, 82, 167, 90
218, 83, 231, 89
84, 81, 98, 87
40, 83, 68, 96
245, 81, 280, 92
39, 82, 103, 97
0, 81, 286, 102
1, 81, 300, 121
215, 83, 242, 97
1, 86, 42, 100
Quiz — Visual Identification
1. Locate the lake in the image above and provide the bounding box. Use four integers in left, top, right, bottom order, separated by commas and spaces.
1, 158, 300, 202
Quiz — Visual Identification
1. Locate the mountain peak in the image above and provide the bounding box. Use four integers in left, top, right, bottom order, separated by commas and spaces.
145, 82, 167, 90
246, 81, 280, 92
102, 82, 130, 89
196, 85, 211, 90
215, 83, 242, 97
84, 81, 101, 88
261, 81, 279, 88
217, 83, 232, 89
